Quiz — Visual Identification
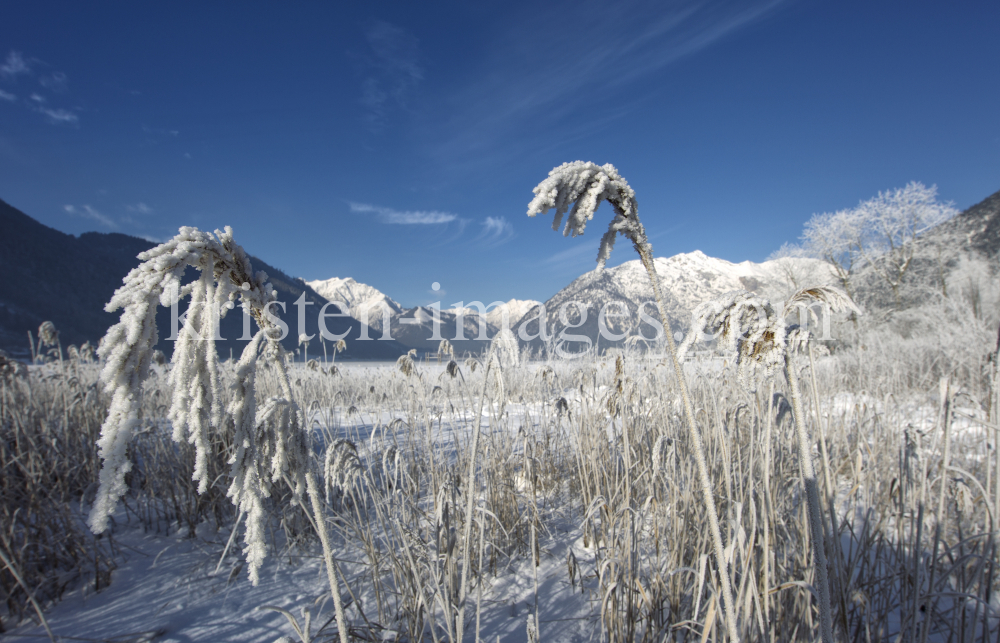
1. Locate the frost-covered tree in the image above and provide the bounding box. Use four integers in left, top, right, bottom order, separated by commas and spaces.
90, 226, 350, 643
854, 182, 957, 308
767, 242, 813, 292
803, 182, 957, 309
802, 207, 865, 300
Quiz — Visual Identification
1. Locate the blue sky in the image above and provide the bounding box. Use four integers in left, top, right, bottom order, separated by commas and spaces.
1, 1, 997, 308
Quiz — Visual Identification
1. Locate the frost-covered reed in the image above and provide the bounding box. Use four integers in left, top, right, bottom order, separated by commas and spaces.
5, 198, 999, 643
529, 160, 739, 640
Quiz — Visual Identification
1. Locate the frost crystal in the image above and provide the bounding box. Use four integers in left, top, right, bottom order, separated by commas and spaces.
38, 321, 59, 347
678, 285, 859, 393
88, 226, 311, 585
679, 290, 787, 392
527, 161, 649, 269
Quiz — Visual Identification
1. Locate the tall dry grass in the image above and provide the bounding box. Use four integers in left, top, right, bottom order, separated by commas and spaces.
3, 248, 999, 643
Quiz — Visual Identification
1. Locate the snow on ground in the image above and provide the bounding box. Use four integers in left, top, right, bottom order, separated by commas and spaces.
6, 516, 333, 642
8, 360, 606, 643
7, 512, 600, 643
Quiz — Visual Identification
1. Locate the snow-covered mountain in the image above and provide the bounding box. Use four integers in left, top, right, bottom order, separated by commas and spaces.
304, 251, 829, 354
305, 277, 541, 354
517, 250, 832, 351
485, 299, 541, 329
305, 277, 403, 330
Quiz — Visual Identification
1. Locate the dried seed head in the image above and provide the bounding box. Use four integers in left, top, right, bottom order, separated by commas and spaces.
782, 285, 861, 319
0, 350, 28, 382
323, 439, 362, 500
396, 352, 416, 377
651, 435, 673, 478
527, 161, 647, 269
38, 321, 58, 347
445, 359, 460, 378
435, 475, 459, 527
605, 355, 637, 417
680, 290, 786, 392
785, 326, 811, 354
381, 445, 399, 485
80, 341, 96, 362
489, 327, 519, 370
953, 477, 974, 516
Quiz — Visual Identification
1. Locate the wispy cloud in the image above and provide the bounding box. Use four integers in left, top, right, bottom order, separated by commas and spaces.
1, 51, 79, 125
350, 201, 457, 225
37, 107, 78, 124
0, 51, 29, 79
427, 0, 786, 166
358, 21, 423, 131
39, 72, 68, 93
543, 239, 602, 267
64, 204, 116, 229
126, 202, 154, 215
477, 216, 516, 245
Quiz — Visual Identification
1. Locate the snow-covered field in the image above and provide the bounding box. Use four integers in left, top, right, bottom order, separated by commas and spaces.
4, 332, 999, 642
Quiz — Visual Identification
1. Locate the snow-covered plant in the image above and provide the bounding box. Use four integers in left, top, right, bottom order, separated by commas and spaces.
680, 286, 860, 389
437, 339, 454, 361
490, 327, 520, 371
89, 227, 309, 575
0, 349, 28, 382
323, 439, 362, 502
91, 227, 266, 533
298, 333, 310, 363
397, 349, 417, 378
802, 182, 957, 307
38, 321, 58, 348
679, 291, 786, 392
380, 444, 400, 490
650, 434, 672, 479
88, 226, 351, 643
454, 327, 516, 640
527, 161, 740, 642
79, 341, 96, 362
527, 161, 647, 269
678, 284, 859, 643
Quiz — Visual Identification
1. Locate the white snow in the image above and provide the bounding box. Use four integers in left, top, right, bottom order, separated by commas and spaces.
306, 277, 403, 329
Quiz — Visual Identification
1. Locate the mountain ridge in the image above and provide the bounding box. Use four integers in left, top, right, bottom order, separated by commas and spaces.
0, 199, 406, 360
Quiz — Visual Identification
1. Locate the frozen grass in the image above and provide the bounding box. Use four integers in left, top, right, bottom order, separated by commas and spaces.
4, 320, 1000, 642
